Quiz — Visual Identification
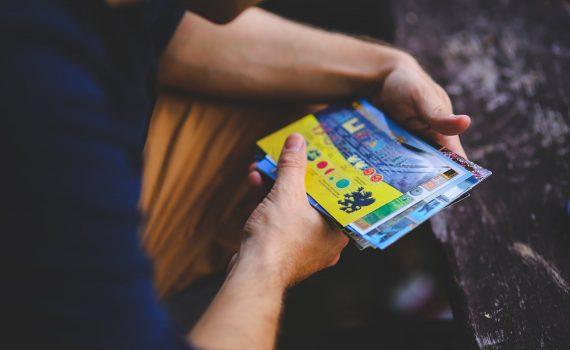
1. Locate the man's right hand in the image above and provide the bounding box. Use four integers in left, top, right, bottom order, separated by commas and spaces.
239, 133, 349, 288
190, 133, 348, 349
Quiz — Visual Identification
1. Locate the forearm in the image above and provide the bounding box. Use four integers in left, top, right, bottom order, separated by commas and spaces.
159, 8, 413, 101
188, 253, 285, 350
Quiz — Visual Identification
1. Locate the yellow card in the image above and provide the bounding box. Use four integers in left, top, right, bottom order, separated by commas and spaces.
257, 114, 402, 226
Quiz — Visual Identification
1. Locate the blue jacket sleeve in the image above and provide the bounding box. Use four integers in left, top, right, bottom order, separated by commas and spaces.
1, 1, 192, 349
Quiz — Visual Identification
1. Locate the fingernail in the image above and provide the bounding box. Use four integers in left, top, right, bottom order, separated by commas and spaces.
284, 133, 304, 152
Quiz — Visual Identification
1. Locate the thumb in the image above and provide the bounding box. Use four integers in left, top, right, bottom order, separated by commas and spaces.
416, 90, 471, 136
275, 133, 307, 193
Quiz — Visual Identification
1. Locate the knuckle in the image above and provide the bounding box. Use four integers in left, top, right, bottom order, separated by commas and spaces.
278, 154, 305, 170
268, 183, 285, 196
436, 87, 453, 111
436, 84, 447, 96
243, 217, 258, 235
332, 232, 349, 249
269, 182, 297, 200
328, 254, 341, 267
442, 97, 453, 112
432, 103, 445, 115
432, 103, 450, 118
410, 83, 423, 98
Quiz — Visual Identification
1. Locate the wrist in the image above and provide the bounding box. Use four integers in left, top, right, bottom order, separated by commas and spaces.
230, 243, 289, 291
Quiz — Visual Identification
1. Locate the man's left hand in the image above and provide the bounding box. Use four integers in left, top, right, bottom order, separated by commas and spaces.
370, 54, 470, 158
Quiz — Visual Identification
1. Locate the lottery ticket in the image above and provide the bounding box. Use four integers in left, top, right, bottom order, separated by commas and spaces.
358, 176, 480, 249
255, 99, 491, 250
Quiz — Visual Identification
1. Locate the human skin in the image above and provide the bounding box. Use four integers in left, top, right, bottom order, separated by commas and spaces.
158, 9, 469, 157
165, 9, 470, 349
189, 134, 350, 349
109, 1, 470, 349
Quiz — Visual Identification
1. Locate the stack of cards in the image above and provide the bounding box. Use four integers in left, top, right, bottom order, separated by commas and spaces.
256, 99, 491, 250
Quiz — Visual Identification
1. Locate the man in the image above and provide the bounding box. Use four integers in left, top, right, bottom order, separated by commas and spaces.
2, 0, 470, 349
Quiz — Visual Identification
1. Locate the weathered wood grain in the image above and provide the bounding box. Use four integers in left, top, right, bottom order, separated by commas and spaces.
393, 0, 570, 348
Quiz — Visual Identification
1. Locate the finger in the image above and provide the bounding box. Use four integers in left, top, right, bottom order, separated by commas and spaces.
416, 87, 471, 135
443, 136, 467, 159
326, 226, 350, 247
275, 133, 307, 193
247, 170, 263, 188
248, 162, 258, 173
328, 254, 341, 267
328, 233, 349, 267
427, 132, 468, 159
337, 232, 350, 248
248, 162, 263, 188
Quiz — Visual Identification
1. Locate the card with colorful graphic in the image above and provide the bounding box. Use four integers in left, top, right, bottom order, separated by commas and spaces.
361, 175, 480, 249
256, 155, 373, 250
255, 99, 491, 250
257, 114, 402, 226
341, 100, 473, 234
256, 155, 485, 250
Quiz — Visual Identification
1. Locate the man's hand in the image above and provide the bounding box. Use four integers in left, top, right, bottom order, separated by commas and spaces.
240, 133, 349, 287
370, 54, 470, 157
171, 9, 475, 348
160, 9, 471, 158
189, 134, 348, 350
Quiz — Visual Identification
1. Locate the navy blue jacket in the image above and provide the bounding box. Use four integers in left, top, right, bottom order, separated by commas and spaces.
1, 1, 191, 348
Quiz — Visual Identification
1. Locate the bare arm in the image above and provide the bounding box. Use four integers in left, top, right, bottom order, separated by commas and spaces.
188, 134, 349, 349
172, 9, 472, 348
159, 8, 470, 156
188, 253, 285, 349
158, 8, 404, 101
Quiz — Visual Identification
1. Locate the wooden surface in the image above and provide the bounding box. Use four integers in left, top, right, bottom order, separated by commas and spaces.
393, 0, 570, 348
